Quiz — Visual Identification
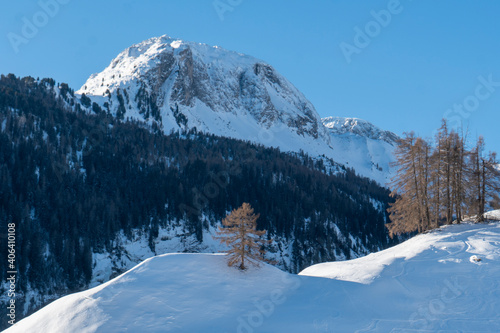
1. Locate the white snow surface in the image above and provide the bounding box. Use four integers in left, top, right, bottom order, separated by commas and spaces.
7, 218, 500, 332
485, 209, 500, 221
77, 35, 397, 185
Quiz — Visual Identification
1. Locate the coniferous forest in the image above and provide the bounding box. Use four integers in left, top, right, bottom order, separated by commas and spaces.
0, 75, 397, 327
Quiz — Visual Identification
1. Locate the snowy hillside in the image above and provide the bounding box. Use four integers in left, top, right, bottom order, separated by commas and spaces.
77, 35, 396, 184
323, 117, 399, 184
8, 214, 500, 332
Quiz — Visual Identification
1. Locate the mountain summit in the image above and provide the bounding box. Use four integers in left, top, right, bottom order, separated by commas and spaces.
77, 35, 329, 149
78, 35, 397, 183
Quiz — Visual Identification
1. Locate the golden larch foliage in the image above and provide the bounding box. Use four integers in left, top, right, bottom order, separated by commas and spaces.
215, 203, 270, 270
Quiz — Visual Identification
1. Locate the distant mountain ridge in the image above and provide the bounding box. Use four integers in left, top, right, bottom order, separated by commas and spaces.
77, 35, 398, 184
321, 117, 398, 184
323, 117, 399, 144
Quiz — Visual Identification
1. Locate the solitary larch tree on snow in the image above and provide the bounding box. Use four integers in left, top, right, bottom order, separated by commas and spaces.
216, 203, 270, 270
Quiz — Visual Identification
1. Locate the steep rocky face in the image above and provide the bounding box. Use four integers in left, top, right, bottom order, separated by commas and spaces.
77, 35, 327, 145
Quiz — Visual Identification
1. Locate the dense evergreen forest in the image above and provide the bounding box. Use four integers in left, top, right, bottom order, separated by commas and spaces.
0, 75, 396, 327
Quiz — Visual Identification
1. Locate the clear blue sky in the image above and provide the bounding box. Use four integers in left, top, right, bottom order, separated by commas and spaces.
2, 0, 500, 154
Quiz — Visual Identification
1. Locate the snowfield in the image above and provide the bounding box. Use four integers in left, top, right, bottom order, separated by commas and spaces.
6, 215, 500, 332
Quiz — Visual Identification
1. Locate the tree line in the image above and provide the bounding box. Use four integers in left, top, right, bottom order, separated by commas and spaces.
387, 120, 500, 237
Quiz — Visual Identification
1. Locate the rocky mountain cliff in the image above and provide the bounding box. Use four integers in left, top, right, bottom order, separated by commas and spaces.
77, 35, 330, 155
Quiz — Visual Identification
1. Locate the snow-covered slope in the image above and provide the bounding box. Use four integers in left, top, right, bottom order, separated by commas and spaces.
322, 117, 398, 184
77, 35, 396, 184
8, 214, 500, 332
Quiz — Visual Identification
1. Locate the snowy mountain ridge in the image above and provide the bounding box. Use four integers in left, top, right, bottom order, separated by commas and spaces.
323, 116, 399, 145
322, 116, 399, 183
7, 212, 500, 332
77, 35, 397, 184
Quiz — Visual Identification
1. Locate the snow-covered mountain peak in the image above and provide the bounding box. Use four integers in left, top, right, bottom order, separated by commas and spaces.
320, 116, 399, 184
77, 35, 328, 150
80, 35, 258, 96
76, 35, 400, 184
80, 35, 262, 96
322, 116, 399, 144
